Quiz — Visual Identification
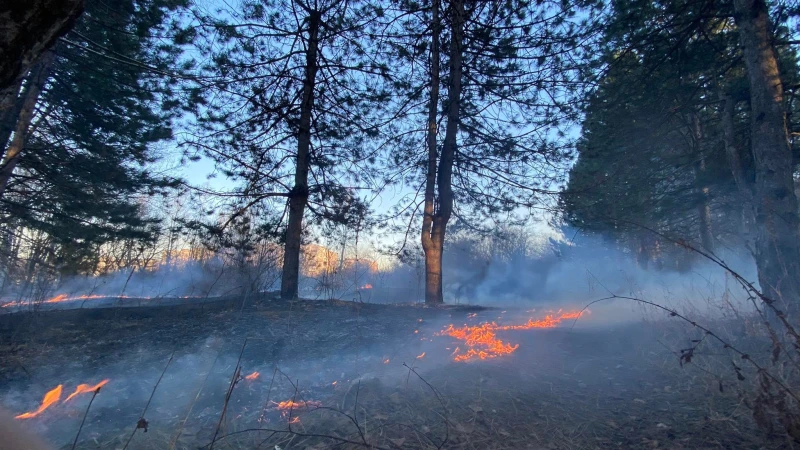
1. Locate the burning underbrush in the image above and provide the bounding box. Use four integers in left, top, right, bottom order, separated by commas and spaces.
0, 296, 784, 449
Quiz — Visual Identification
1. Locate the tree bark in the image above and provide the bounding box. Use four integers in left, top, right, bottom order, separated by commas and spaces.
0, 78, 24, 150
280, 10, 321, 300
691, 114, 714, 253
720, 93, 757, 247
422, 0, 465, 304
734, 0, 800, 310
0, 51, 54, 200
421, 0, 442, 304
0, 0, 83, 111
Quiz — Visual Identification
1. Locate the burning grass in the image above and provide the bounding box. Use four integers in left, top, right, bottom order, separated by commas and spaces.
0, 296, 786, 449
439, 310, 586, 362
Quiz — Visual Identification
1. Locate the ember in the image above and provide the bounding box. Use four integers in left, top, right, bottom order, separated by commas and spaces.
273, 400, 322, 410
416, 352, 426, 359
359, 283, 373, 290
15, 385, 62, 419
64, 379, 109, 402
244, 371, 260, 380
439, 310, 586, 362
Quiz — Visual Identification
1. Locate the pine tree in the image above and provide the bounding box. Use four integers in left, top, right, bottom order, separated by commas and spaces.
561, 0, 800, 272
384, 0, 597, 303
185, 0, 391, 300
0, 0, 188, 282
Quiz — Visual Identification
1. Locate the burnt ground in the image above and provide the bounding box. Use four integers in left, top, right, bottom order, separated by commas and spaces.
0, 295, 787, 449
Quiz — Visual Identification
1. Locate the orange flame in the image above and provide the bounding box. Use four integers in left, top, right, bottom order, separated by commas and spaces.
64, 379, 109, 402
15, 385, 63, 419
416, 352, 426, 359
440, 310, 586, 362
244, 371, 260, 381
288, 416, 301, 424
46, 294, 135, 304
273, 400, 322, 410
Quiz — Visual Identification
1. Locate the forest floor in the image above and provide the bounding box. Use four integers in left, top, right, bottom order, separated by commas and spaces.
0, 295, 786, 449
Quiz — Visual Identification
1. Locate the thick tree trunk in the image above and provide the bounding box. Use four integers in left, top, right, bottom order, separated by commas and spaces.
0, 51, 53, 200
421, 0, 442, 304
0, 0, 83, 111
280, 11, 321, 300
422, 0, 464, 304
734, 0, 800, 310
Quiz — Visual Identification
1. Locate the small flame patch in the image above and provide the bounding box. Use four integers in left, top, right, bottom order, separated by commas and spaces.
15, 385, 63, 419
64, 379, 109, 402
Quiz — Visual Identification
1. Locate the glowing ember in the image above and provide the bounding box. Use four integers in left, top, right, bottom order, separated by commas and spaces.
439, 310, 586, 362
288, 416, 301, 424
244, 371, 260, 381
15, 385, 63, 419
273, 400, 322, 410
64, 379, 109, 402
359, 284, 373, 290
383, 358, 390, 364
416, 352, 426, 359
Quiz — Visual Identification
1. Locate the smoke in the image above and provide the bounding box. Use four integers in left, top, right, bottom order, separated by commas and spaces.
438, 228, 759, 322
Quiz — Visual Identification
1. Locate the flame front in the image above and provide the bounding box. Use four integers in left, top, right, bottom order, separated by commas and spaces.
440, 310, 586, 362
15, 385, 63, 419
64, 379, 109, 402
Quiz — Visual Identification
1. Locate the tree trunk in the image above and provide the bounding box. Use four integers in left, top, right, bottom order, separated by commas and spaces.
720, 93, 757, 248
0, 0, 83, 111
280, 11, 321, 300
691, 114, 714, 253
0, 78, 24, 150
422, 0, 464, 304
734, 0, 800, 310
421, 0, 442, 304
0, 51, 54, 200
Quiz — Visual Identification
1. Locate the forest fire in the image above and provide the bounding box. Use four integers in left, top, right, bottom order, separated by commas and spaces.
440, 310, 586, 362
15, 385, 63, 419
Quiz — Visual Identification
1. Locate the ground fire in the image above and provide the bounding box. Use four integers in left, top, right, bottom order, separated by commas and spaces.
272, 400, 322, 411
15, 380, 110, 420
63, 380, 109, 402
439, 310, 586, 362
15, 385, 63, 419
